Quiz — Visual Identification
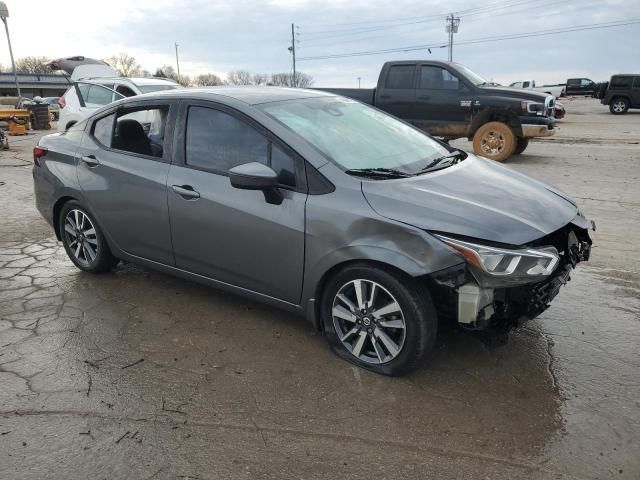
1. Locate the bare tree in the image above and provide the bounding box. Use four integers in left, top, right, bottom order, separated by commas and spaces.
154, 65, 177, 80
195, 73, 225, 86
269, 71, 314, 88
104, 53, 141, 77
252, 73, 269, 86
15, 56, 50, 73
226, 70, 254, 85
177, 75, 192, 87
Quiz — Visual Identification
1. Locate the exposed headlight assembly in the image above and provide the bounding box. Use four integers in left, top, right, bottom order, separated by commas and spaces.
435, 235, 559, 287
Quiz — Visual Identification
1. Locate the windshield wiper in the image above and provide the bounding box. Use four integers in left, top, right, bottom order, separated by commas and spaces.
345, 167, 411, 179
418, 149, 467, 173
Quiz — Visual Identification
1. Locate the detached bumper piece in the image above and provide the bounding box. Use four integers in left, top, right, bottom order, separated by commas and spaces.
454, 225, 592, 346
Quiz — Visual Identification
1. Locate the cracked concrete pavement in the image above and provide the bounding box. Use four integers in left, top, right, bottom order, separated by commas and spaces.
1, 98, 639, 479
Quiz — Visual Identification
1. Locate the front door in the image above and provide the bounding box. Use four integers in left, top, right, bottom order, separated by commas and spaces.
76, 102, 175, 264
167, 103, 306, 304
413, 64, 469, 136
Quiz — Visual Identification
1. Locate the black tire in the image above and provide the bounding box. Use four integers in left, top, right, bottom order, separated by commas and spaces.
320, 264, 437, 376
609, 97, 629, 115
513, 137, 529, 155
58, 200, 115, 273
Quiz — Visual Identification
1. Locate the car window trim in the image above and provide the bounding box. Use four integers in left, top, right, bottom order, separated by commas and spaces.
88, 101, 176, 164
179, 101, 308, 193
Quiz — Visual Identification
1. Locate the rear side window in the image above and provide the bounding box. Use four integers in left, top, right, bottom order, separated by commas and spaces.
611, 76, 631, 88
419, 66, 460, 90
92, 113, 115, 146
567, 79, 579, 85
385, 65, 415, 89
186, 106, 268, 173
112, 107, 169, 158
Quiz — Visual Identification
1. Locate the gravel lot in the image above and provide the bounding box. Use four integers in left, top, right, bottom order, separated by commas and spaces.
1, 97, 639, 479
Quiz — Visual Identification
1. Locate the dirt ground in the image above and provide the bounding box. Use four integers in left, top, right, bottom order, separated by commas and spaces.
1, 98, 638, 479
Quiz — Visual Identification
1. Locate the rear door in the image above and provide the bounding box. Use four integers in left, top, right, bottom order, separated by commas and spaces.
76, 100, 176, 264
166, 101, 307, 303
375, 63, 416, 119
565, 78, 580, 95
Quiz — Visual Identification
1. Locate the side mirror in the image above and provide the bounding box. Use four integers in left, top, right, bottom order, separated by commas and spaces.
229, 162, 283, 204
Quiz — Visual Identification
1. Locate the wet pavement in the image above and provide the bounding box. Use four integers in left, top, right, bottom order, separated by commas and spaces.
1, 99, 639, 479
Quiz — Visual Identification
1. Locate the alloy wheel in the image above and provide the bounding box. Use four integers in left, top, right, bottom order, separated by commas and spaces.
63, 209, 98, 266
612, 101, 626, 113
332, 279, 406, 364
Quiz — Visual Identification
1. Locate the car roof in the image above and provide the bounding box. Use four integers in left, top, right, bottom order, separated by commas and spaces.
137, 86, 336, 105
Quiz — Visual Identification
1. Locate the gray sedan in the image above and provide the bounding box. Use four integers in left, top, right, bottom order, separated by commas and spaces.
32, 87, 593, 375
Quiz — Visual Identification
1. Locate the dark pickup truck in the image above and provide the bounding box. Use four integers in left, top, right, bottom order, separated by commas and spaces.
565, 78, 597, 96
318, 60, 556, 162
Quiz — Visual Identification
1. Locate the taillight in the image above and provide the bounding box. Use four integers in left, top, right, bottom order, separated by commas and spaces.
58, 96, 66, 108
33, 146, 47, 166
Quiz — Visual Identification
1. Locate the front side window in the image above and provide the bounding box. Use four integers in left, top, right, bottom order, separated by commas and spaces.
385, 65, 415, 89
185, 106, 268, 173
581, 79, 593, 86
260, 97, 451, 175
633, 77, 640, 89
419, 66, 460, 90
108, 106, 168, 158
510, 82, 522, 88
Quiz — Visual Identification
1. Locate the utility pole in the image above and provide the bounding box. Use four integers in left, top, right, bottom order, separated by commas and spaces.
357, 77, 361, 88
445, 14, 461, 62
174, 42, 181, 83
0, 3, 21, 101
289, 23, 297, 87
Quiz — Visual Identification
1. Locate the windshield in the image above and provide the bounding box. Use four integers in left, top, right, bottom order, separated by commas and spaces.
260, 97, 451, 174
455, 64, 488, 86
137, 84, 180, 94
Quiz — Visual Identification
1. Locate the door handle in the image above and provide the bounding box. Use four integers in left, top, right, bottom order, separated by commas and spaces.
80, 155, 99, 167
171, 184, 200, 200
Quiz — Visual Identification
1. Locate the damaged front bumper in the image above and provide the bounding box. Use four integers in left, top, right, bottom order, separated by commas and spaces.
430, 219, 593, 344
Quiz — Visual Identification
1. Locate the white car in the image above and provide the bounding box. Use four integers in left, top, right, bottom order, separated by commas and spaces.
508, 80, 565, 98
58, 76, 181, 131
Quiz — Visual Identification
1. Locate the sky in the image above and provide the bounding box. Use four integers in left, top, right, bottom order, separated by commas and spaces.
2, 0, 639, 87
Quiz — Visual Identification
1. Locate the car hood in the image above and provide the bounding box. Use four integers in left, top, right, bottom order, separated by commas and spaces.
362, 155, 579, 246
479, 86, 549, 102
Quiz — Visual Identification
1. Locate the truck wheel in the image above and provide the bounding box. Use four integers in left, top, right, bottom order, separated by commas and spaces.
514, 137, 529, 155
609, 97, 629, 114
472, 122, 516, 162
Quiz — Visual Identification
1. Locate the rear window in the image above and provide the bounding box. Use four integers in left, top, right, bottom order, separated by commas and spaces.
611, 76, 631, 88
385, 65, 415, 89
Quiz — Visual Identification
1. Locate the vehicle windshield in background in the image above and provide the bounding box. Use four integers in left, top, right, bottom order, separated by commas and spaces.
261, 97, 453, 176
136, 84, 181, 94
455, 64, 488, 86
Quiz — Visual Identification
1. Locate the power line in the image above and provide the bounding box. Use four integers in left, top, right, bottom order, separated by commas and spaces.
297, 19, 640, 61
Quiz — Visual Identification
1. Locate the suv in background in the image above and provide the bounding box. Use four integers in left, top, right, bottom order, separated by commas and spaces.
58, 77, 181, 130
598, 74, 640, 114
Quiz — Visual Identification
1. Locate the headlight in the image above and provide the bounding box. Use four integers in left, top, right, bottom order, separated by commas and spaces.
435, 235, 559, 287
521, 100, 545, 116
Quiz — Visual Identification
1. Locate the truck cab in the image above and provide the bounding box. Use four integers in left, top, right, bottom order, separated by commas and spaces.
375, 61, 555, 161
565, 78, 596, 96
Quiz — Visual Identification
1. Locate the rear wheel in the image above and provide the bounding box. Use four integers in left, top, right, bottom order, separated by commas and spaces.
513, 137, 529, 155
321, 264, 437, 376
59, 201, 115, 273
472, 121, 516, 162
609, 97, 629, 114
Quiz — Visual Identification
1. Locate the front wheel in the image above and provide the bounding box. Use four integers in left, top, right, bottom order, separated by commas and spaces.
321, 265, 437, 376
513, 137, 529, 155
609, 97, 629, 114
59, 201, 116, 273
472, 121, 517, 162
